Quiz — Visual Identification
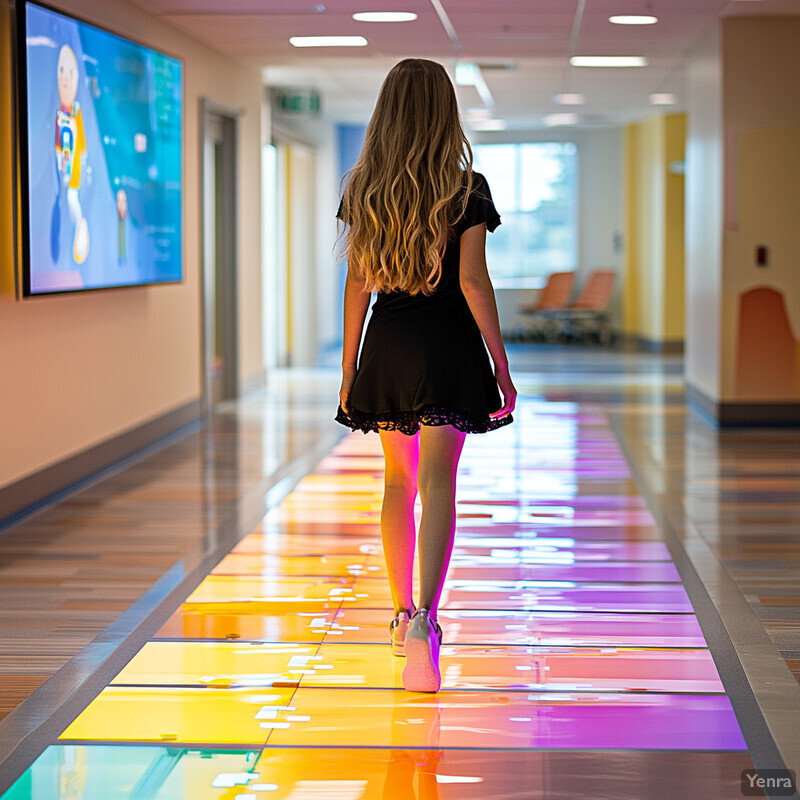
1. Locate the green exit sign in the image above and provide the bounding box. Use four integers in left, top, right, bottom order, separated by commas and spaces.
278, 89, 321, 114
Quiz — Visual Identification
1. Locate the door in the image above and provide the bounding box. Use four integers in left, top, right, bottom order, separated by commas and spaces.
202, 105, 238, 411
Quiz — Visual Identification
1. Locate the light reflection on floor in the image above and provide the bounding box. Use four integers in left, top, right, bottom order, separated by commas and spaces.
4, 400, 755, 799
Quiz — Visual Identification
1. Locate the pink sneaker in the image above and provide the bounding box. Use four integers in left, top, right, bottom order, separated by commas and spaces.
402, 608, 443, 692
389, 610, 412, 657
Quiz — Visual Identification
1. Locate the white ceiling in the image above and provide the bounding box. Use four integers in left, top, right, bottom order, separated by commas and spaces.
128, 0, 800, 130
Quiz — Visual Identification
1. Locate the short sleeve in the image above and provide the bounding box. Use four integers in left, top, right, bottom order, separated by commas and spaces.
459, 172, 501, 234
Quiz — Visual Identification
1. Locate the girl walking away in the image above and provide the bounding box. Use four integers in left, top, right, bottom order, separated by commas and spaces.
335, 58, 517, 692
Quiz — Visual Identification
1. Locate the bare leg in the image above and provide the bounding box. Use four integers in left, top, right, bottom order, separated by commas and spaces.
416, 425, 467, 620
378, 429, 420, 615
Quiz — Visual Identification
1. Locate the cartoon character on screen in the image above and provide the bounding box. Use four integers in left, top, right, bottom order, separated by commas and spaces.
116, 188, 127, 265
55, 44, 90, 264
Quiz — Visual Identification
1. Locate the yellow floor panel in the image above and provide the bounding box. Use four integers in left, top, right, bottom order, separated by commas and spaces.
59, 687, 297, 745
184, 576, 353, 613
212, 553, 385, 578
111, 641, 323, 687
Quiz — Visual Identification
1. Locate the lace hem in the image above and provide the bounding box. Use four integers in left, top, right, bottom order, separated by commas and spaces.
335, 404, 513, 436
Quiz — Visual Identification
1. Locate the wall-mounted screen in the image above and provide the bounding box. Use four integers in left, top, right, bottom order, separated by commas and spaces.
18, 1, 183, 296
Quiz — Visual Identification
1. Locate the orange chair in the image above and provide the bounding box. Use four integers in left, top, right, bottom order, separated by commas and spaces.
518, 271, 575, 341
571, 269, 616, 310
519, 271, 575, 313
546, 269, 616, 344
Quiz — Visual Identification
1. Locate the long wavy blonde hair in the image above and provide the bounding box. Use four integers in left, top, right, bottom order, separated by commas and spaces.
339, 58, 473, 296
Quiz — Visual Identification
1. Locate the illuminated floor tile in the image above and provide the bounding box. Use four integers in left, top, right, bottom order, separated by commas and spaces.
445, 561, 681, 582
453, 539, 671, 560
327, 577, 694, 613
185, 576, 352, 613
306, 643, 723, 693
108, 641, 722, 693
268, 689, 746, 750
212, 553, 385, 578
244, 748, 757, 800
233, 533, 382, 555
453, 504, 657, 526
60, 687, 295, 745
3, 746, 262, 800
436, 609, 707, 647
157, 606, 707, 648
456, 523, 664, 540
111, 641, 322, 687
436, 581, 693, 613
265, 506, 380, 524
250, 521, 383, 537
155, 608, 335, 642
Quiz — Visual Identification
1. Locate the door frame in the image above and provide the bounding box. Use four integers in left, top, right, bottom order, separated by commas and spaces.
200, 99, 241, 418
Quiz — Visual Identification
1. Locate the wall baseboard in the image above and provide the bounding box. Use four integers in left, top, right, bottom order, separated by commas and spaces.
0, 399, 202, 531
686, 382, 800, 427
621, 334, 685, 354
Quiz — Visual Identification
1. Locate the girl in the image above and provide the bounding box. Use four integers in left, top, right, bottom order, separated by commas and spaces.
336, 58, 516, 692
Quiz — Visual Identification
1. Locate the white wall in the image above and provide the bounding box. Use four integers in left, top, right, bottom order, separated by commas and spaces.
685, 22, 724, 401
471, 127, 625, 334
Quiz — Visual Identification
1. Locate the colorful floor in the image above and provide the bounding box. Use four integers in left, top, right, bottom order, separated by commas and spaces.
4, 399, 760, 798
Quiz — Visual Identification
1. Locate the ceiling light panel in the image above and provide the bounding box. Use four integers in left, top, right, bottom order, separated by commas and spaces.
469, 119, 508, 131
289, 36, 368, 47
570, 56, 648, 67
555, 93, 585, 105
352, 12, 418, 23
609, 15, 658, 25
544, 112, 579, 126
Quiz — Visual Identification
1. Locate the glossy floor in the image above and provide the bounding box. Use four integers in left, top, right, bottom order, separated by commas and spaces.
4, 399, 761, 798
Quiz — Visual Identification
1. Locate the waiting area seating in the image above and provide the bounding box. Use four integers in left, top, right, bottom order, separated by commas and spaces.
518, 269, 616, 344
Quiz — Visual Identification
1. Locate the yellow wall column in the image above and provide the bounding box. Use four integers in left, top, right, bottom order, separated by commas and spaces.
624, 112, 686, 348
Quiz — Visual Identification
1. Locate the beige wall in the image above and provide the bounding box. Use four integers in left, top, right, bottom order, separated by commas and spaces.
0, 0, 263, 489
720, 17, 800, 401
686, 16, 800, 407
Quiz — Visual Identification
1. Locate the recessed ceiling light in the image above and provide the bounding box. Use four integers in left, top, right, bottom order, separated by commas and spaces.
555, 93, 585, 105
650, 93, 676, 105
609, 15, 658, 25
455, 62, 480, 86
544, 113, 579, 127
469, 119, 507, 131
570, 56, 648, 67
289, 36, 368, 47
352, 12, 418, 22
463, 107, 492, 120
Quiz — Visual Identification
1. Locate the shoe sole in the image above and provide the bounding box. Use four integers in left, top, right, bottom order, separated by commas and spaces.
391, 641, 405, 657
402, 630, 440, 692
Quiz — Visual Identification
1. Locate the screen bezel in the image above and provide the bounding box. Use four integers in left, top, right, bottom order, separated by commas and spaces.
15, 0, 185, 297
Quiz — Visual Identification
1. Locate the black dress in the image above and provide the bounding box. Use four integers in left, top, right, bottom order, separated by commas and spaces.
335, 172, 513, 436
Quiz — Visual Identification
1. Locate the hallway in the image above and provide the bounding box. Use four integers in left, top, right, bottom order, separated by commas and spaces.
1, 348, 798, 797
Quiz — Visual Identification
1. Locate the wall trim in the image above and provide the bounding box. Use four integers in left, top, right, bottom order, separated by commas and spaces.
0, 399, 202, 531
620, 334, 685, 354
686, 382, 800, 427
